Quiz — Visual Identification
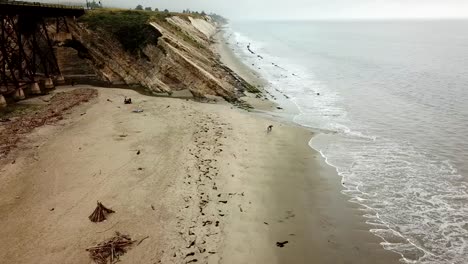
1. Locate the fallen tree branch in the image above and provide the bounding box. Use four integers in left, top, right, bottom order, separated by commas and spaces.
86, 232, 135, 264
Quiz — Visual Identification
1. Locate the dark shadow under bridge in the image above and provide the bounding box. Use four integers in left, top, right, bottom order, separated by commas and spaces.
0, 1, 85, 106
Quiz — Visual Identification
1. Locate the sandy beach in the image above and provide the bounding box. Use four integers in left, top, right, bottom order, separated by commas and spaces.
0, 86, 400, 264
0, 27, 401, 264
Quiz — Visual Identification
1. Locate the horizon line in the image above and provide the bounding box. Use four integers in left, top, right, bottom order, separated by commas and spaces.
228, 16, 468, 22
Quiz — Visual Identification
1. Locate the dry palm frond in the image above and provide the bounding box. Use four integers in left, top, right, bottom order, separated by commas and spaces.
89, 201, 115, 223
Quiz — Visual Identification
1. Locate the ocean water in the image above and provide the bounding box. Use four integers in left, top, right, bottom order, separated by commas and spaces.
225, 20, 468, 263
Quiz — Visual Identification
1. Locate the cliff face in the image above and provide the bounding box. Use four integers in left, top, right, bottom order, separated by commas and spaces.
57, 12, 247, 101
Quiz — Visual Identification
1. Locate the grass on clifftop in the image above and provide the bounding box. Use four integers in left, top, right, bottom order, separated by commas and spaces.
79, 9, 165, 53
79, 9, 207, 53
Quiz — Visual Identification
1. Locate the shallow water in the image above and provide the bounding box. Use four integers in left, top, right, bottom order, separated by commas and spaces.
226, 20, 468, 263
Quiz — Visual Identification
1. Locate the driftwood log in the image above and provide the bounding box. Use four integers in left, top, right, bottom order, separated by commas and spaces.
89, 201, 115, 222
86, 232, 134, 264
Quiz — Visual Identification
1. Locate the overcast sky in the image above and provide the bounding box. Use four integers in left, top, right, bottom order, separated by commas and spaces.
51, 0, 468, 20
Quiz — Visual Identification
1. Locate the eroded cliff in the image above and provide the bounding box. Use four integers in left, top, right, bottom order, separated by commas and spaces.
57, 10, 251, 101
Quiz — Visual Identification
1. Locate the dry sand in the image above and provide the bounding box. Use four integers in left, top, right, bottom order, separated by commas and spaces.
0, 85, 400, 264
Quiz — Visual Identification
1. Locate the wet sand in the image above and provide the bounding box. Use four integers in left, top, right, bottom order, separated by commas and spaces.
212, 28, 402, 264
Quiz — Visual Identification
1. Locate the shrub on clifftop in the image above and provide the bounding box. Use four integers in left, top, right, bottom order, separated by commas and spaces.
79, 10, 163, 54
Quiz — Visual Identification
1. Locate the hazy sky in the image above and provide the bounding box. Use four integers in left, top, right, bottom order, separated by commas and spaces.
54, 0, 468, 20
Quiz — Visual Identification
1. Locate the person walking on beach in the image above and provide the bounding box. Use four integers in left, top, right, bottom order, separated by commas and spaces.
267, 125, 273, 133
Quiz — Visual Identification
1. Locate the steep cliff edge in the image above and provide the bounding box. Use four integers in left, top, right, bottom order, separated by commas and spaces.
58, 10, 253, 101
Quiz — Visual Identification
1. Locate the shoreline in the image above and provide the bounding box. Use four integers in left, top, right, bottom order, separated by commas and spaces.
212, 27, 279, 113
212, 26, 306, 123
212, 24, 402, 263
0, 25, 401, 264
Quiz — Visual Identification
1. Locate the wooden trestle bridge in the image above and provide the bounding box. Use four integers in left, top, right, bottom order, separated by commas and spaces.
0, 1, 85, 107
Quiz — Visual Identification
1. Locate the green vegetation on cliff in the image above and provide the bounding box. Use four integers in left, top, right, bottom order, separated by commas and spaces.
79, 9, 208, 54
79, 10, 164, 54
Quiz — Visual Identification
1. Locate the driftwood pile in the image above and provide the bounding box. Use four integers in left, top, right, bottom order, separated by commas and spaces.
86, 232, 135, 264
0, 88, 97, 157
89, 201, 115, 222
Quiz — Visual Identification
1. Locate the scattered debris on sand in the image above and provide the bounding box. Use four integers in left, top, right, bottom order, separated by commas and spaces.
276, 241, 289, 247
124, 97, 132, 104
86, 232, 134, 264
0, 88, 97, 158
89, 201, 115, 223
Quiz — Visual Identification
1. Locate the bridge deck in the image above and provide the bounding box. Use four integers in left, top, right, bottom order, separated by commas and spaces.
0, 2, 85, 17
